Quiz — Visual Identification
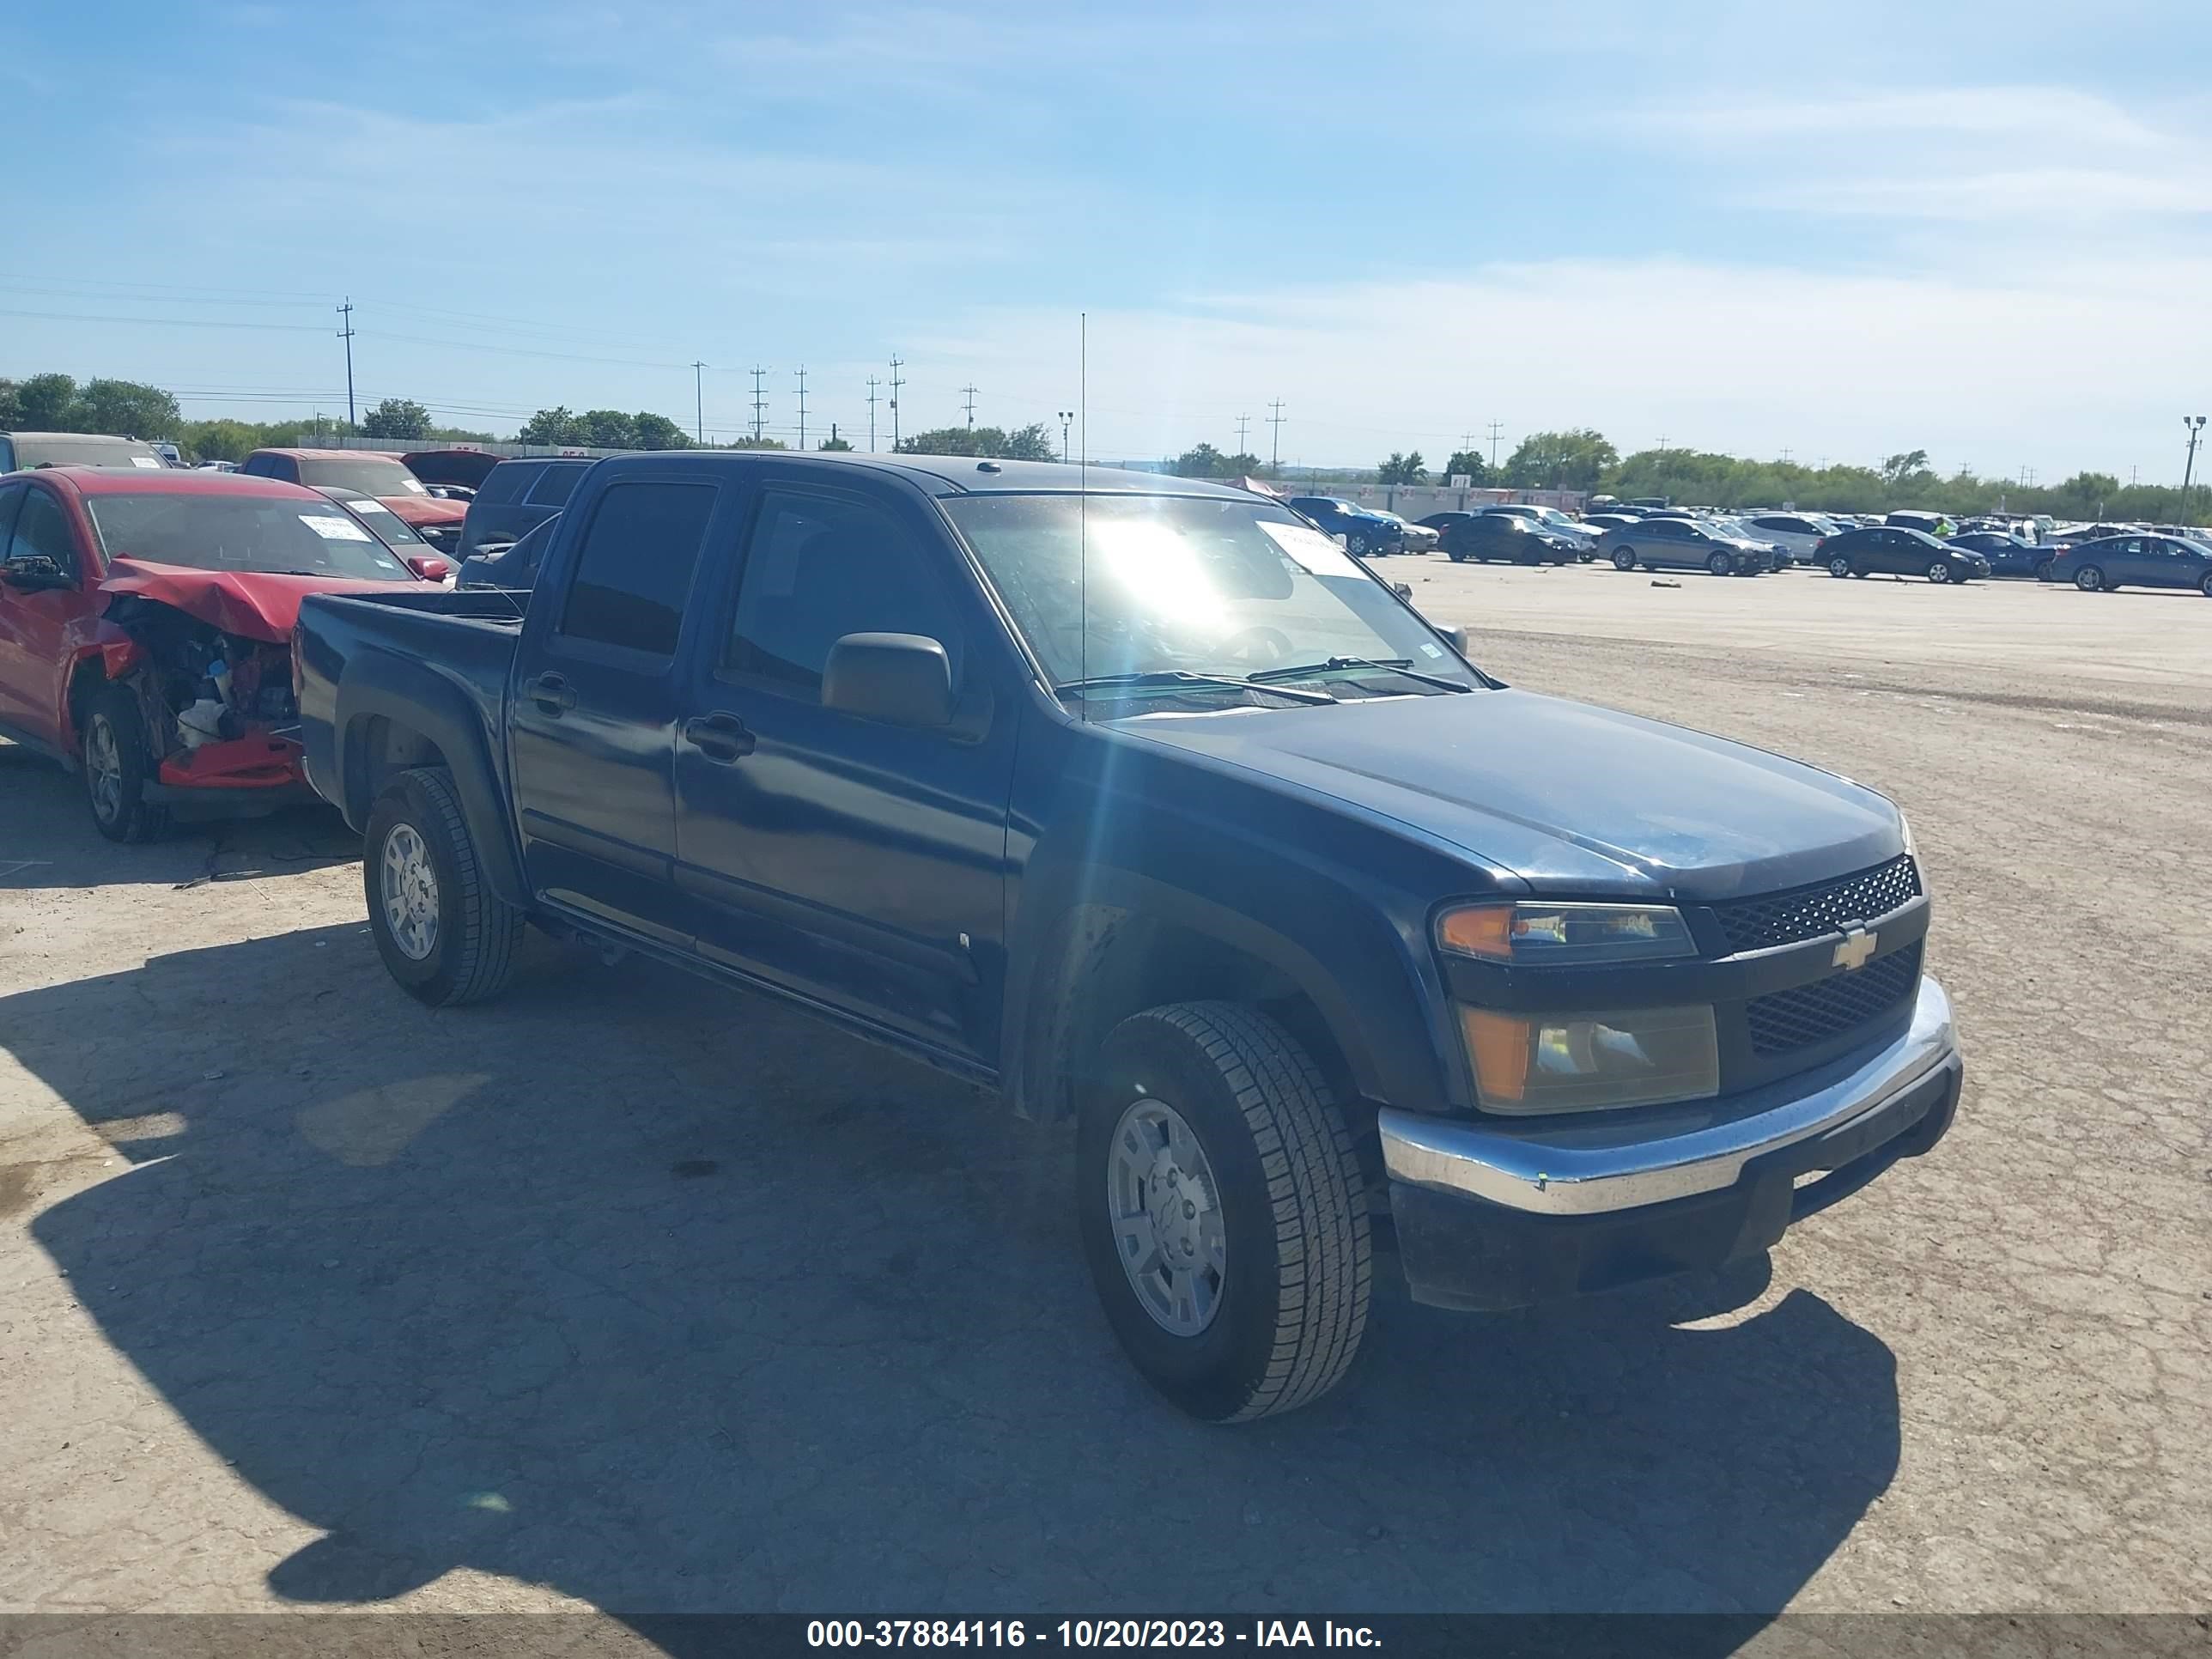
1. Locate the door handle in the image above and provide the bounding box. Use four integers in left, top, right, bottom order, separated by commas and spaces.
683, 711, 756, 762
524, 672, 575, 714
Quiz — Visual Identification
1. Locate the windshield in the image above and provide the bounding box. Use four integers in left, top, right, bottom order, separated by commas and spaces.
85, 493, 418, 580
15, 437, 162, 470
941, 494, 1477, 697
294, 457, 428, 496
326, 495, 428, 547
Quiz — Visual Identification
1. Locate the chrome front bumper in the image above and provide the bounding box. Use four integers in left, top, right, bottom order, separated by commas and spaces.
1379, 976, 1958, 1218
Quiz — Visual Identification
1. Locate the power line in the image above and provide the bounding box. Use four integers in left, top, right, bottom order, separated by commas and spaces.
750, 367, 769, 442
336, 299, 356, 428
1267, 399, 1287, 470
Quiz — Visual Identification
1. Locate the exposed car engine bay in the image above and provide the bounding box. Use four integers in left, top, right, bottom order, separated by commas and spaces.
100, 593, 303, 787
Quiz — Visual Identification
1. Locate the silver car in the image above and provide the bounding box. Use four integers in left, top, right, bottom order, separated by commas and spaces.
1741, 513, 1844, 565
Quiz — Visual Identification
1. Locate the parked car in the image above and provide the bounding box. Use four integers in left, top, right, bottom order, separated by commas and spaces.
1884, 511, 1955, 538
239, 448, 469, 555
1821, 526, 1988, 583
400, 447, 506, 502
313, 489, 458, 581
1480, 504, 1598, 559
454, 457, 594, 562
2041, 533, 2212, 595
295, 450, 1960, 1422
1598, 516, 1770, 575
1709, 518, 1792, 572
1414, 509, 1479, 541
0, 468, 428, 841
1742, 513, 1841, 564
1286, 495, 1404, 556
1371, 508, 1439, 554
1, 432, 166, 472
1440, 513, 1578, 564
1947, 532, 2052, 580
455, 514, 560, 591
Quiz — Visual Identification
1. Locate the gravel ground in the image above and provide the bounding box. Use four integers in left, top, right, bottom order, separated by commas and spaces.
0, 564, 2206, 1624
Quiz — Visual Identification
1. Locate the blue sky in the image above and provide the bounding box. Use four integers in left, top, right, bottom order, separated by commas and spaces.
7, 0, 2209, 477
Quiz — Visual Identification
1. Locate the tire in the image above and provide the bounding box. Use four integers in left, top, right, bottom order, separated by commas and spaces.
1827, 556, 1851, 578
363, 766, 526, 1007
1613, 548, 1638, 572
2200, 572, 2212, 597
1079, 1001, 1370, 1423
1707, 551, 1732, 577
2075, 565, 2105, 592
1926, 561, 1952, 584
1347, 534, 1370, 559
1446, 547, 1468, 562
82, 684, 171, 843
2036, 561, 2054, 582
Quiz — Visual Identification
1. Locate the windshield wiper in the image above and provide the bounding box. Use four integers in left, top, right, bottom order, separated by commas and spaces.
1247, 656, 1472, 693
1055, 670, 1336, 707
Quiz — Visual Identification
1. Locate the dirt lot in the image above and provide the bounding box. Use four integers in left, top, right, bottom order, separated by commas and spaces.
2, 564, 2207, 1621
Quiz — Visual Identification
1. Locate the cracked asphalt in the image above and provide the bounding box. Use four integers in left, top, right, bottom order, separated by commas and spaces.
0, 566, 2207, 1626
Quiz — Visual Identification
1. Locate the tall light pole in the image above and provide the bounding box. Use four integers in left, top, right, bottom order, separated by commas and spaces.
1057, 410, 1073, 463
2184, 415, 2207, 520
335, 299, 356, 430
690, 360, 706, 443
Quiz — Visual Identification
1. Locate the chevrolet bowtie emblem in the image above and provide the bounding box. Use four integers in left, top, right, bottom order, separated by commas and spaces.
1832, 927, 1878, 970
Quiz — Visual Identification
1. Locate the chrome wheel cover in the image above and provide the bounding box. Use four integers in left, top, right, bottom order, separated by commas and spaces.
1107, 1097, 1227, 1337
380, 822, 440, 962
85, 719, 123, 822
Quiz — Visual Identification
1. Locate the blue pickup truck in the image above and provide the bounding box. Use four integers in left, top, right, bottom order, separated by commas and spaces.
295, 451, 1961, 1422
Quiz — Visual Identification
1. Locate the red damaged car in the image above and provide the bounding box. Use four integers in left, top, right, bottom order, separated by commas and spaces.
0, 469, 435, 841
239, 447, 470, 555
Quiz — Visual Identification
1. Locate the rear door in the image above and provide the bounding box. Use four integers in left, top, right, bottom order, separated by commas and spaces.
2138, 538, 2187, 587
0, 481, 99, 745
507, 470, 726, 945
1644, 520, 1691, 568
672, 469, 1018, 1065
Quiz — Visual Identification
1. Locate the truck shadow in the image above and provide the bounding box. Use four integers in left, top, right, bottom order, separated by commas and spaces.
15, 923, 1899, 1638
0, 740, 356, 890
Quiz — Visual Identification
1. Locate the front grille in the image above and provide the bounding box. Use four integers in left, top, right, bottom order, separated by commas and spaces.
1709, 855, 1921, 953
1745, 943, 1922, 1056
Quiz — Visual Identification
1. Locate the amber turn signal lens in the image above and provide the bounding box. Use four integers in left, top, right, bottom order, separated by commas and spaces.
1436, 904, 1516, 960
1460, 1007, 1531, 1103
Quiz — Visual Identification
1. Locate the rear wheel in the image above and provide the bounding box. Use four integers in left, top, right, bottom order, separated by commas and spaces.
364, 766, 526, 1006
1613, 548, 1638, 572
2075, 565, 2106, 592
82, 684, 170, 844
1828, 556, 1853, 578
1079, 1002, 1370, 1423
2200, 571, 2212, 597
1446, 547, 1468, 562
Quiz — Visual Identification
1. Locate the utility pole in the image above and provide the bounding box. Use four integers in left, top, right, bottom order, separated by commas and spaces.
690, 360, 707, 444
1657, 434, 1671, 453
1485, 420, 1504, 471
2182, 416, 2207, 519
335, 298, 356, 429
795, 366, 808, 450
961, 383, 977, 428
1236, 413, 1251, 457
1057, 410, 1073, 463
866, 377, 880, 452
1781, 447, 1793, 465
888, 356, 905, 450
750, 367, 768, 442
1267, 400, 1287, 470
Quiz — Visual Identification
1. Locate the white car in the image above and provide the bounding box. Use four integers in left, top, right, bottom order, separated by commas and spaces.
1740, 512, 1845, 565
1372, 510, 1439, 553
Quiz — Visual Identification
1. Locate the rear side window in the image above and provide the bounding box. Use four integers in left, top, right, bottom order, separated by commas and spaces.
475, 463, 541, 506
526, 464, 585, 507
556, 482, 715, 658
241, 453, 289, 480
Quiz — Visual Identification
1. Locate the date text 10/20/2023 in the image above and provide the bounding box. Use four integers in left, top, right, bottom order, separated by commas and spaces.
806, 1620, 1382, 1649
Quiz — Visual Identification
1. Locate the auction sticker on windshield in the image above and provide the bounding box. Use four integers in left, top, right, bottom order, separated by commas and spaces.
1259, 520, 1364, 578
302, 514, 374, 541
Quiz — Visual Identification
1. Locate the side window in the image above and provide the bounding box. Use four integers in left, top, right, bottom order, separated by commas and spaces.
724, 489, 963, 701
0, 483, 24, 549
555, 481, 716, 658
476, 463, 539, 506
526, 465, 584, 507
9, 487, 78, 578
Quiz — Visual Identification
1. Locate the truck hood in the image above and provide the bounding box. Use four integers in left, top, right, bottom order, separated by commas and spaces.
100, 559, 415, 642
380, 495, 468, 528
1121, 688, 1902, 901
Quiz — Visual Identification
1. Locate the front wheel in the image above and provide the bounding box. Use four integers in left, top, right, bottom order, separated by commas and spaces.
82, 684, 171, 843
1613, 548, 1638, 572
1926, 561, 1953, 584
364, 766, 526, 1006
1707, 551, 1732, 577
2075, 565, 2106, 592
1446, 547, 1468, 562
1079, 1002, 1370, 1423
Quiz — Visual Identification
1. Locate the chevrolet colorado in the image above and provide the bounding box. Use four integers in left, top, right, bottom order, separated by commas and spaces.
295, 452, 1961, 1421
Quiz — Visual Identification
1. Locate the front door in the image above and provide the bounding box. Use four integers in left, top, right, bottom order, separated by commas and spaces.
0, 483, 98, 745
672, 471, 1018, 1065
507, 472, 724, 945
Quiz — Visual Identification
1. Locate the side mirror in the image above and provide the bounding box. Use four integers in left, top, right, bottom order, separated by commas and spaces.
2, 555, 72, 592
404, 554, 453, 583
1437, 624, 1468, 656
823, 632, 953, 728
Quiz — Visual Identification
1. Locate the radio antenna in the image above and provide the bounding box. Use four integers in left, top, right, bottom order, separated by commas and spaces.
1079, 310, 1088, 724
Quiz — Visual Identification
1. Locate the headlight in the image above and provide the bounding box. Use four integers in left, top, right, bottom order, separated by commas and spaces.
1436, 902, 1696, 964
1898, 812, 1917, 859
1460, 1003, 1720, 1114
